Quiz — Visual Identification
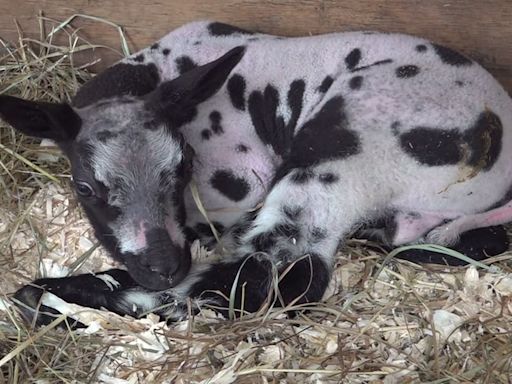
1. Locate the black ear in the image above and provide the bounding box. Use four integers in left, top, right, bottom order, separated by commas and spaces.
0, 95, 81, 142
148, 46, 245, 110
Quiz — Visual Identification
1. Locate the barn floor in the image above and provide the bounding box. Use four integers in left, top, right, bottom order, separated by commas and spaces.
1, 16, 512, 384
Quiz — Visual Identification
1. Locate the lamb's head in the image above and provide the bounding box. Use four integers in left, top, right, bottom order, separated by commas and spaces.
0, 47, 244, 290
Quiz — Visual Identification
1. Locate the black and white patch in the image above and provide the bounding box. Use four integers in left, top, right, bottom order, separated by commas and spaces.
284, 96, 361, 169
210, 169, 250, 202
400, 110, 502, 168
248, 80, 305, 158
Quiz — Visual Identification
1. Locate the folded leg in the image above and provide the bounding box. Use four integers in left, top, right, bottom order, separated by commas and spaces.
426, 200, 512, 246
355, 210, 509, 264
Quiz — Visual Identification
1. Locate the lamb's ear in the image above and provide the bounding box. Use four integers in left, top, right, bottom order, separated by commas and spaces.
0, 95, 81, 142
148, 46, 245, 111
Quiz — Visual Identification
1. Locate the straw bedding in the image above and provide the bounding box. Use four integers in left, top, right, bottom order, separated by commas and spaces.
1, 15, 512, 384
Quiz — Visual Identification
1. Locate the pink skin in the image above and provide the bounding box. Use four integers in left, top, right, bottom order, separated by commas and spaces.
436, 201, 512, 236
134, 220, 148, 250
392, 212, 445, 245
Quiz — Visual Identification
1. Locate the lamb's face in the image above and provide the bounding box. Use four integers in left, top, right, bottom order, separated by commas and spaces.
68, 98, 193, 290
0, 46, 245, 290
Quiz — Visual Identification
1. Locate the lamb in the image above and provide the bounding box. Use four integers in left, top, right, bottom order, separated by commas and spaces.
2, 21, 511, 324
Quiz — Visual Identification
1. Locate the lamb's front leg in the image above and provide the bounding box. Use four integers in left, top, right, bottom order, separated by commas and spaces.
227, 164, 370, 306
13, 269, 145, 326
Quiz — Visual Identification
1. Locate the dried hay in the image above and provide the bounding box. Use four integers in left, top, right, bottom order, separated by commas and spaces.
1, 15, 512, 384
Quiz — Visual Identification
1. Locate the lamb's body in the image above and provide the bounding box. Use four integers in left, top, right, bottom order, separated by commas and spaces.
106, 21, 512, 249
7, 21, 512, 323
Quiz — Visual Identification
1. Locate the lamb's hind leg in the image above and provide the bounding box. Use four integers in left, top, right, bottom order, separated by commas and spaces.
425, 200, 512, 248
357, 210, 508, 264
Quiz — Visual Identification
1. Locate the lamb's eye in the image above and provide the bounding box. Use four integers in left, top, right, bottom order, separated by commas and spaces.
74, 181, 95, 198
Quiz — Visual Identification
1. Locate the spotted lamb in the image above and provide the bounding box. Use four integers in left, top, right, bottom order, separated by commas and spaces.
2, 21, 511, 324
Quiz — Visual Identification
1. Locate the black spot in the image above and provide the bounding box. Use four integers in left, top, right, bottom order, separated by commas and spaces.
150, 43, 159, 50
96, 130, 118, 143
210, 110, 220, 122
351, 59, 393, 73
208, 22, 255, 36
248, 80, 304, 158
416, 44, 427, 52
283, 96, 360, 169
311, 227, 327, 242
400, 127, 463, 166
210, 111, 224, 134
345, 48, 362, 70
248, 85, 283, 153
319, 172, 339, 184
317, 76, 334, 93
432, 44, 472, 66
290, 168, 314, 184
283, 205, 303, 220
162, 48, 171, 56
236, 143, 249, 153
464, 111, 502, 171
455, 80, 464, 87
396, 65, 420, 78
227, 74, 246, 111
400, 110, 503, 169
349, 76, 363, 90
201, 129, 212, 140
175, 56, 198, 75
193, 40, 202, 46
72, 63, 160, 108
133, 54, 145, 63
210, 170, 250, 202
